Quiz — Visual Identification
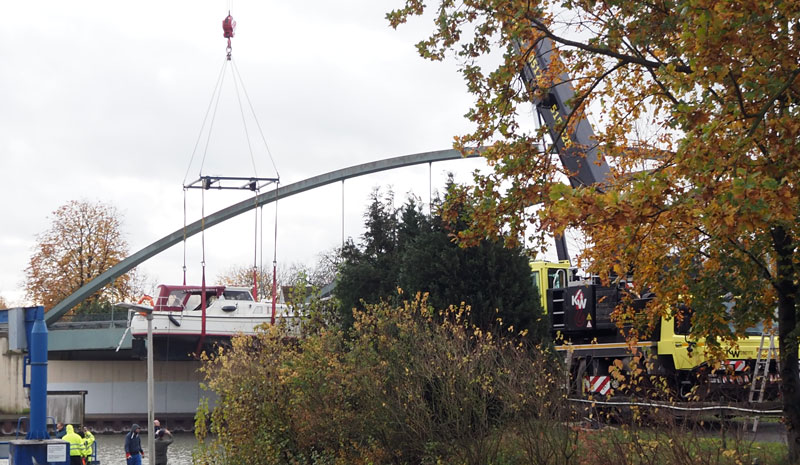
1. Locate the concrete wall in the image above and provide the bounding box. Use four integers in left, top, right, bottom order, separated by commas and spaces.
0, 334, 28, 413
1, 332, 214, 419
48, 360, 213, 417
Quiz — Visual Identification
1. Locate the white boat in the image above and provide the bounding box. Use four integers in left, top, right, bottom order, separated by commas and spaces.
117, 284, 298, 358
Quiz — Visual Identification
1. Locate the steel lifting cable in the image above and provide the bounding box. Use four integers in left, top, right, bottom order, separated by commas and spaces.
181, 54, 225, 291
198, 66, 229, 178
233, 58, 264, 302
196, 186, 208, 356
341, 180, 345, 246
252, 195, 259, 300
180, 9, 282, 346
260, 204, 264, 300
182, 188, 188, 285
428, 162, 432, 216
229, 46, 282, 309
271, 182, 279, 324
231, 61, 259, 178
183, 58, 228, 186
229, 48, 284, 304
231, 60, 281, 179
192, 71, 224, 356
181, 57, 226, 294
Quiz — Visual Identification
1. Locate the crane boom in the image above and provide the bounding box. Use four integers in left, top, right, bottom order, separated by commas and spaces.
519, 37, 611, 187
517, 37, 612, 260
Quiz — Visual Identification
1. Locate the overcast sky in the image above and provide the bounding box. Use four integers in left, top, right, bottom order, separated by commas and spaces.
0, 1, 500, 305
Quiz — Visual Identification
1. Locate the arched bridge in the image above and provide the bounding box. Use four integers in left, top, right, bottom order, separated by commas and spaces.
44, 149, 478, 325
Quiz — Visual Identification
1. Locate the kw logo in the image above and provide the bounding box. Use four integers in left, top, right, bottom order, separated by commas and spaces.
572, 289, 587, 310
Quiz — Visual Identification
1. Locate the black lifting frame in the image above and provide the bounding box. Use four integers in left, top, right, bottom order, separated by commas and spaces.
184, 175, 279, 191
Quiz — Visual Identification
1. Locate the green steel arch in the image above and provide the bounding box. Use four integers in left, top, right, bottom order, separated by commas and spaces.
44, 149, 477, 324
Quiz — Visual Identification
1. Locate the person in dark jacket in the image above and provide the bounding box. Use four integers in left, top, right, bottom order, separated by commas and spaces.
55, 422, 66, 439
154, 429, 174, 465
124, 424, 144, 465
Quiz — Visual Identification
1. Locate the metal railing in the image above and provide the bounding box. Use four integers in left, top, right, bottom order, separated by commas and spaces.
50, 311, 129, 330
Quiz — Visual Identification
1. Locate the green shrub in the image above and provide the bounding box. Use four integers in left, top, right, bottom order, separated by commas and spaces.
195, 294, 560, 465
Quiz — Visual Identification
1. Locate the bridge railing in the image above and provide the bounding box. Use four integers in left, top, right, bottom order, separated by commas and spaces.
49, 311, 129, 330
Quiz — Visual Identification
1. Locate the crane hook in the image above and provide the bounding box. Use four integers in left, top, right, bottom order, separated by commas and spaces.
222, 12, 236, 60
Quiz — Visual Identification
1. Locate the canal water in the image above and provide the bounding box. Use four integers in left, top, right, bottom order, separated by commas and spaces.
94, 432, 199, 465
2, 432, 200, 465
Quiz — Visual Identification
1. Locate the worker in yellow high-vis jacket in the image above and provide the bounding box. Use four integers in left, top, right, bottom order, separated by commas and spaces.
62, 424, 84, 465
80, 425, 95, 464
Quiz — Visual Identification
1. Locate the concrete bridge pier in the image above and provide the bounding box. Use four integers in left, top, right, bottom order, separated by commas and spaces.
1, 334, 212, 434
0, 335, 28, 415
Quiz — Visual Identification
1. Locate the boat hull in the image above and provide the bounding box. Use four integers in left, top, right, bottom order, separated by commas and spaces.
129, 303, 299, 360
130, 312, 293, 338
131, 334, 239, 360
121, 284, 299, 359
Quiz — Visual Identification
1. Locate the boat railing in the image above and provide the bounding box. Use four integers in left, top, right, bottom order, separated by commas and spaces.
154, 294, 185, 312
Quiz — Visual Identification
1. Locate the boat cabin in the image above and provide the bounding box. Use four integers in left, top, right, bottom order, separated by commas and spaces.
153, 284, 254, 312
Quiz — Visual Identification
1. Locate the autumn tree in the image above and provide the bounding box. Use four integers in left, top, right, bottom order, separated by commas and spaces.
25, 200, 138, 315
0, 295, 9, 309
275, 249, 341, 291
216, 248, 341, 301
215, 264, 272, 300
390, 1, 800, 461
307, 247, 342, 289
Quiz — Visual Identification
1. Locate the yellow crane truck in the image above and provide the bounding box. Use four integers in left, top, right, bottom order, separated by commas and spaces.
531, 261, 779, 400
519, 37, 779, 402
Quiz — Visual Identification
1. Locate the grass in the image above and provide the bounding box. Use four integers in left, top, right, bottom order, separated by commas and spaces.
479, 418, 789, 465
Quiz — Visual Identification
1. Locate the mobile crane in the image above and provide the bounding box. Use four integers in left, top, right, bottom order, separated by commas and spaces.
520, 37, 779, 400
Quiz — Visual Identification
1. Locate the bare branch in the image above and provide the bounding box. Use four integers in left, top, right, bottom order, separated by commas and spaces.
527, 16, 693, 74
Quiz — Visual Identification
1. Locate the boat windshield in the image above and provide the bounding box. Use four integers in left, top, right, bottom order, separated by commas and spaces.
165, 291, 187, 309
162, 290, 219, 311
223, 290, 253, 301
186, 293, 219, 311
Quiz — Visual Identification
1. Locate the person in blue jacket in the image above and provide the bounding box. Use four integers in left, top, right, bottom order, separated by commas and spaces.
124, 423, 144, 465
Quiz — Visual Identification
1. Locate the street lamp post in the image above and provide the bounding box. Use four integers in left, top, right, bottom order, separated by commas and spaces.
145, 310, 155, 464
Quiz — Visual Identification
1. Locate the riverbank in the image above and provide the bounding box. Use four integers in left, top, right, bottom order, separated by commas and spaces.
0, 413, 196, 435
